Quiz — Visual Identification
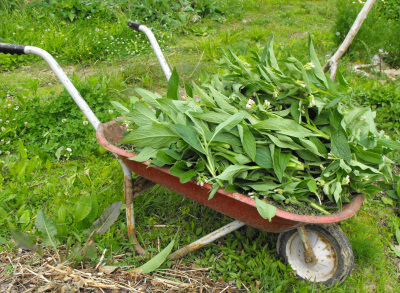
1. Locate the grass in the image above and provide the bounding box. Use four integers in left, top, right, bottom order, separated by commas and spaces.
1, 0, 400, 291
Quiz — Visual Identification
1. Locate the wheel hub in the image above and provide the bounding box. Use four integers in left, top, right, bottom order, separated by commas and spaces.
286, 230, 337, 282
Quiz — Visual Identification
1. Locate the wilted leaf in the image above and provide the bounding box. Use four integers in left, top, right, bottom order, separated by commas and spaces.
89, 201, 122, 235
11, 230, 36, 251
99, 265, 118, 274
35, 210, 59, 248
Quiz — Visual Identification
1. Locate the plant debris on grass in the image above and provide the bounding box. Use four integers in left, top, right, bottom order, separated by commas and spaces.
0, 248, 237, 293
112, 35, 400, 219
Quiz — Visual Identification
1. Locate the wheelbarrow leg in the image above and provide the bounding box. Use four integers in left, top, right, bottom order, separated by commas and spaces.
169, 220, 246, 260
297, 226, 317, 266
119, 162, 151, 256
123, 170, 146, 255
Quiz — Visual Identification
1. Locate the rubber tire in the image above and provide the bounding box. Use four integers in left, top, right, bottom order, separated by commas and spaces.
276, 224, 354, 287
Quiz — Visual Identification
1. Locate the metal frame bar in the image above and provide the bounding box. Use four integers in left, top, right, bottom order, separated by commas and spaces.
169, 220, 246, 260
297, 226, 317, 265
132, 23, 172, 80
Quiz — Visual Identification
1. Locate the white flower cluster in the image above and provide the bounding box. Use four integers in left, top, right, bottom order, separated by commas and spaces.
295, 80, 306, 88
246, 99, 255, 109
309, 94, 316, 107
304, 62, 315, 70
342, 175, 350, 185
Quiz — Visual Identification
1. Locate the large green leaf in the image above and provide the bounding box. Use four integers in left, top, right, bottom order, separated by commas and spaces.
255, 198, 277, 221
273, 148, 291, 182
179, 170, 197, 183
215, 165, 254, 181
121, 124, 179, 148
378, 138, 400, 150
267, 134, 303, 150
110, 101, 130, 116
172, 124, 205, 154
254, 118, 313, 136
238, 124, 256, 161
167, 68, 179, 100
308, 34, 328, 89
131, 103, 158, 126
192, 111, 231, 124
192, 83, 216, 107
156, 150, 178, 165
73, 194, 92, 222
130, 147, 158, 162
208, 112, 245, 143
209, 87, 237, 114
11, 230, 37, 251
35, 210, 59, 248
134, 239, 175, 274
255, 147, 273, 169
298, 138, 324, 157
329, 109, 352, 162
135, 88, 162, 109
261, 34, 279, 70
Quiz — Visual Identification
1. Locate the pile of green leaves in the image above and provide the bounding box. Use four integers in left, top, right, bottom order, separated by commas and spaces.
112, 35, 399, 218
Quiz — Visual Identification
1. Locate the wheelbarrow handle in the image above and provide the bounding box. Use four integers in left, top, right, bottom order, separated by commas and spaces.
128, 21, 141, 32
0, 43, 26, 55
127, 20, 172, 81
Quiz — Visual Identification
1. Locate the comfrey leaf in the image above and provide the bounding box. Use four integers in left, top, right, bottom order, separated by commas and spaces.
130, 147, 158, 162
167, 68, 180, 100
255, 197, 277, 221
329, 109, 352, 162
110, 101, 130, 116
254, 118, 314, 137
238, 124, 256, 161
261, 34, 279, 70
131, 102, 158, 126
308, 34, 329, 89
135, 88, 162, 109
121, 124, 179, 148
215, 165, 255, 181
172, 124, 205, 154
209, 112, 245, 143
273, 148, 291, 183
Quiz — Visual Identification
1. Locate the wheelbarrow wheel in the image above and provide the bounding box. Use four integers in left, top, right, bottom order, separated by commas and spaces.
276, 223, 353, 287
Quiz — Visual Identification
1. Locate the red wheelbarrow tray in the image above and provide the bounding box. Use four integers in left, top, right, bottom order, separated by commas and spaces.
97, 118, 365, 233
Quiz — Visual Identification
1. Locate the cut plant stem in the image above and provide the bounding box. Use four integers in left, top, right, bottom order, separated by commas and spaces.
300, 198, 331, 215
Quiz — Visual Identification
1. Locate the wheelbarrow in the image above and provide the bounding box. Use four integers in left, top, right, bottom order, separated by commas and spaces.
0, 21, 365, 287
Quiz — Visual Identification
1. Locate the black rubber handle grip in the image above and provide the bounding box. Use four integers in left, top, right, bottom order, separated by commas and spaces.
128, 21, 141, 31
0, 43, 26, 55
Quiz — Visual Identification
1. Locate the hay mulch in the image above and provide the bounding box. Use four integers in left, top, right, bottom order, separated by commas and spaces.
0, 248, 246, 293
